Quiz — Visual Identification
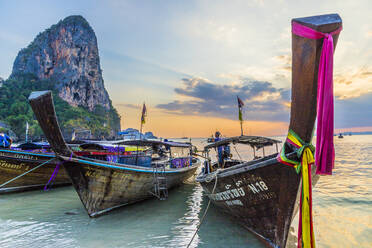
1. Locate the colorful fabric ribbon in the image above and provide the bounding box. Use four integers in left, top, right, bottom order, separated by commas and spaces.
292, 21, 342, 175
44, 162, 61, 191
44, 153, 73, 191
277, 129, 315, 248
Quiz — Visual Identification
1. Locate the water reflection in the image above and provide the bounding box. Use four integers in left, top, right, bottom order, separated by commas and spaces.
167, 184, 203, 248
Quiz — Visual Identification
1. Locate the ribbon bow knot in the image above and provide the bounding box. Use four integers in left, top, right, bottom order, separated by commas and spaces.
296, 143, 315, 162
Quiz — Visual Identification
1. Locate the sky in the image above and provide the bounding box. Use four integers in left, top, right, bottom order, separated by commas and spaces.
0, 0, 371, 137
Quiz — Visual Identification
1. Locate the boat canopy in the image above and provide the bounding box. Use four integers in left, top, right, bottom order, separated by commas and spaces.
79, 143, 106, 150
112, 139, 191, 148
17, 141, 51, 150
204, 136, 281, 150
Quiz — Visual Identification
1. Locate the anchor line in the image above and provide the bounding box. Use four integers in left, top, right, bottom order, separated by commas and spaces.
186, 170, 220, 248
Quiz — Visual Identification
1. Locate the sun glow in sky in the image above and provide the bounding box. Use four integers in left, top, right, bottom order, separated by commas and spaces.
0, 0, 371, 137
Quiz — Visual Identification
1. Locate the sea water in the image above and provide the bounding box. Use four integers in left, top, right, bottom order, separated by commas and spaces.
0, 135, 371, 247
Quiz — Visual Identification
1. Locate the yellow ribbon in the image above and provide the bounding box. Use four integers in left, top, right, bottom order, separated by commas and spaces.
300, 147, 315, 248
277, 129, 316, 248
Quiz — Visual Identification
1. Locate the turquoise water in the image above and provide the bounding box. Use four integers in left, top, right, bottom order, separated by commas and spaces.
0, 135, 371, 247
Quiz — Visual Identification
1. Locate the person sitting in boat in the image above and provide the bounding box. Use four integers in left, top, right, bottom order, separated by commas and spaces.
0, 133, 12, 148
214, 131, 222, 164
153, 144, 167, 159
214, 131, 232, 168
223, 144, 231, 160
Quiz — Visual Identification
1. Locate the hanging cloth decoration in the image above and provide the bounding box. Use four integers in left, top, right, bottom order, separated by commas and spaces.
292, 21, 342, 175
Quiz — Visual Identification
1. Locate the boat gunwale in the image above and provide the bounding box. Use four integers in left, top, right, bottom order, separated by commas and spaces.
0, 149, 55, 158
196, 151, 297, 182
61, 155, 201, 174
0, 149, 201, 174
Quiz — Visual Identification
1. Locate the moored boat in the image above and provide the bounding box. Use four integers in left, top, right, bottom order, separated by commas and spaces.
0, 140, 141, 194
0, 142, 70, 194
196, 14, 342, 247
28, 91, 201, 217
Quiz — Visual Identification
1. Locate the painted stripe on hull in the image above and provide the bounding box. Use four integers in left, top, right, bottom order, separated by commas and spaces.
0, 183, 71, 194
76, 159, 194, 173
0, 149, 54, 158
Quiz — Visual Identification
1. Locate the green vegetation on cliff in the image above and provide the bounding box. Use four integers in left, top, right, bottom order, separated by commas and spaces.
0, 74, 121, 140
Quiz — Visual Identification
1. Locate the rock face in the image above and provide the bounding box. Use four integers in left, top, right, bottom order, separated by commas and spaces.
10, 15, 110, 111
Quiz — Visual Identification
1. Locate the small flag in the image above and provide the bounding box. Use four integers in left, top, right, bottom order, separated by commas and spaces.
141, 103, 147, 124
26, 121, 29, 142
237, 96, 244, 121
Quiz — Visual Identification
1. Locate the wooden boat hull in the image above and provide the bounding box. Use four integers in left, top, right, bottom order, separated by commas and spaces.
62, 157, 200, 217
0, 149, 71, 194
28, 90, 202, 217
196, 154, 318, 248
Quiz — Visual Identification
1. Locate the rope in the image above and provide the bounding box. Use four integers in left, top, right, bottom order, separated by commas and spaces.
186, 170, 219, 248
233, 145, 242, 161
0, 158, 55, 188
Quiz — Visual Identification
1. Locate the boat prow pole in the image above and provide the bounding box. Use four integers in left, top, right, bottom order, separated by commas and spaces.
28, 91, 72, 157
289, 14, 342, 142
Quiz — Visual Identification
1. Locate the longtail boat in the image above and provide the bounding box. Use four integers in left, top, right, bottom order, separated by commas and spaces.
0, 142, 70, 194
0, 141, 139, 194
196, 14, 342, 247
28, 91, 201, 217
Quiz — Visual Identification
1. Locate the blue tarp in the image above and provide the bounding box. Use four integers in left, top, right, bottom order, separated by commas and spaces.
0, 134, 11, 148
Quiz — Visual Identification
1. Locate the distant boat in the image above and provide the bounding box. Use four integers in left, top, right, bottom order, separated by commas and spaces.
196, 14, 341, 247
29, 91, 201, 217
338, 133, 344, 139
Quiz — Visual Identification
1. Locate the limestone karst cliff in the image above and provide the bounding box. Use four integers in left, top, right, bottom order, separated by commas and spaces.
0, 15, 120, 139
10, 15, 111, 111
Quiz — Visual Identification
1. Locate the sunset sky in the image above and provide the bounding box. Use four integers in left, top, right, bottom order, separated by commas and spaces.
0, 0, 371, 137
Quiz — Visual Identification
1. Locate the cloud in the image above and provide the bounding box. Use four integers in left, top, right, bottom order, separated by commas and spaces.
274, 54, 292, 72
156, 77, 290, 122
334, 66, 372, 99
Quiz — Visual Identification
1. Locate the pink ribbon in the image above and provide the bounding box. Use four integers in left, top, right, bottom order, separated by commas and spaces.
292, 22, 342, 175
44, 153, 73, 191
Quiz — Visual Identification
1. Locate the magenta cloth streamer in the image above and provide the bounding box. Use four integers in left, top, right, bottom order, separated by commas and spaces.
44, 153, 73, 191
292, 22, 342, 175
44, 162, 61, 191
